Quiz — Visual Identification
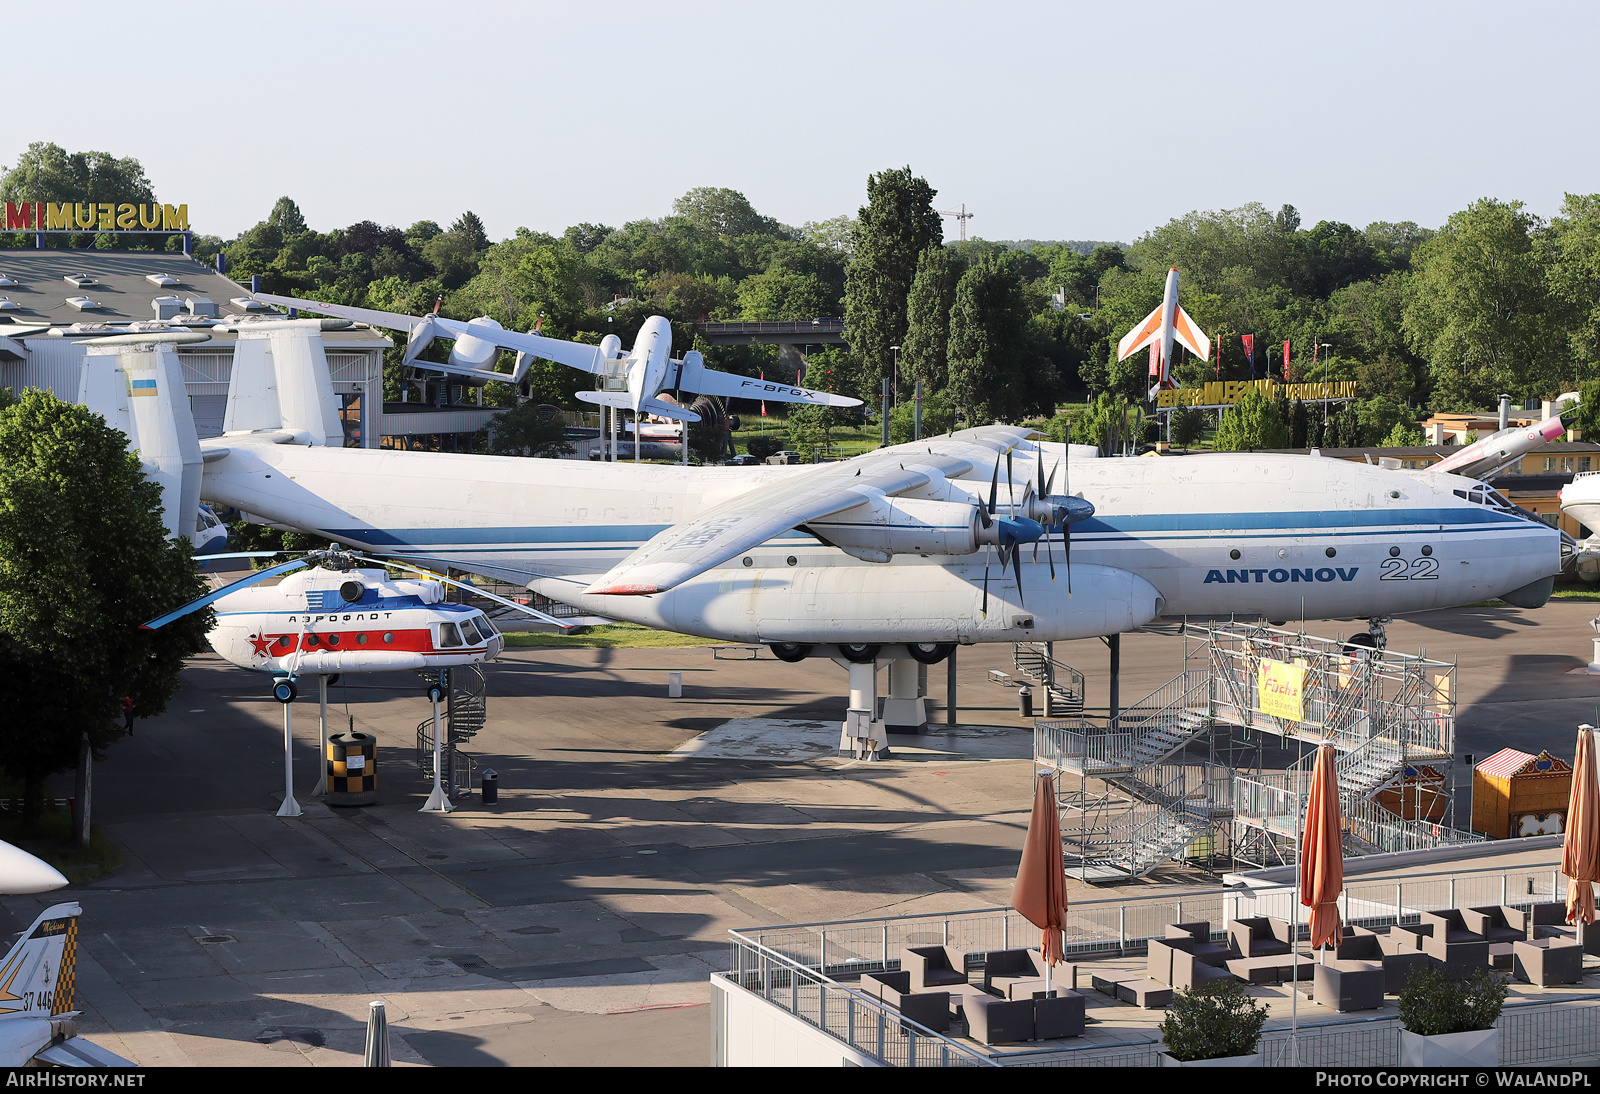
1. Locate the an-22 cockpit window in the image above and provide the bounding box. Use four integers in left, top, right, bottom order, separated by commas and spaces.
1453, 485, 1513, 510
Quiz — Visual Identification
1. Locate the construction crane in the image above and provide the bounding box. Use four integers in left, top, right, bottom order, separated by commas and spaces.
939, 203, 974, 242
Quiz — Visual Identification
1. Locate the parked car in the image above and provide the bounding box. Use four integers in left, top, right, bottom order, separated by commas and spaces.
724, 454, 760, 466
765, 451, 802, 465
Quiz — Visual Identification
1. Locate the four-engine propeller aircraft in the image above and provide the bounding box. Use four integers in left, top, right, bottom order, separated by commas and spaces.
251, 292, 862, 425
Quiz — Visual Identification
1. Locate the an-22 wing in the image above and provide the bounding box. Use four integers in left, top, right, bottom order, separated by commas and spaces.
585, 426, 1035, 595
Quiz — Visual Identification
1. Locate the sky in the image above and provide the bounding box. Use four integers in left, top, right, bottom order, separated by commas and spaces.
5, 0, 1597, 244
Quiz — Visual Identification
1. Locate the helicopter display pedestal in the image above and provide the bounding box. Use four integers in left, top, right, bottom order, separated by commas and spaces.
419, 693, 453, 813
312, 676, 330, 796
277, 699, 302, 818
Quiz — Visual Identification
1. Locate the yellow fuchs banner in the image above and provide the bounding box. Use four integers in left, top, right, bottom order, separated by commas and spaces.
1259, 659, 1306, 721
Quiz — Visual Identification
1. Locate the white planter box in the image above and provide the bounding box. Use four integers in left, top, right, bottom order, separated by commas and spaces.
1159, 1051, 1262, 1067
1398, 1028, 1498, 1066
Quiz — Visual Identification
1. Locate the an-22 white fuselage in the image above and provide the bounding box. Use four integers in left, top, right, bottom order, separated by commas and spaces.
199, 437, 1561, 645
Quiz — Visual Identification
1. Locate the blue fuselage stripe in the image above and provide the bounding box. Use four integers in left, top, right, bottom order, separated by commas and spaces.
321, 507, 1522, 554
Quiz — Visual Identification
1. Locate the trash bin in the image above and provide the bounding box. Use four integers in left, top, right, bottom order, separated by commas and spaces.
482, 769, 498, 805
668, 671, 683, 698
327, 731, 377, 806
1018, 688, 1034, 718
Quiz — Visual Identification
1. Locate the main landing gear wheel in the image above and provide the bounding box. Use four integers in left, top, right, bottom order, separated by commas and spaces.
426, 684, 446, 704
272, 678, 297, 704
769, 643, 813, 663
1343, 633, 1378, 658
838, 643, 882, 664
907, 642, 957, 665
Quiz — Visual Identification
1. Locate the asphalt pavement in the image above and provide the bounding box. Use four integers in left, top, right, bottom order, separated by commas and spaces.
7, 599, 1600, 1066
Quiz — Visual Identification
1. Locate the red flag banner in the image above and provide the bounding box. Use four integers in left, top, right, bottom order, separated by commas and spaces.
1283, 340, 1292, 383
1241, 334, 1255, 377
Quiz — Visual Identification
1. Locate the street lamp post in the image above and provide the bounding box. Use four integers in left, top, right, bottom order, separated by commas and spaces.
1320, 343, 1332, 427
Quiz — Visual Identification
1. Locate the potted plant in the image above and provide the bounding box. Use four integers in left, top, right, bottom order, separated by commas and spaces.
1397, 965, 1508, 1066
1159, 979, 1269, 1066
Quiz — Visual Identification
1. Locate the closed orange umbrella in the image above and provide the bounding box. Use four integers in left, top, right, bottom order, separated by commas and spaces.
1301, 743, 1344, 950
1563, 725, 1600, 926
1012, 773, 1068, 968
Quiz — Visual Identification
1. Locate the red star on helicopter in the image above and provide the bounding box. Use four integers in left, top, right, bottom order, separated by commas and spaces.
248, 633, 274, 658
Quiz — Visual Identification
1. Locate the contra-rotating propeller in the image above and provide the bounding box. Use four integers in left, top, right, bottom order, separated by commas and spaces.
1023, 450, 1095, 594
141, 547, 571, 634
978, 449, 1044, 614
975, 446, 1097, 613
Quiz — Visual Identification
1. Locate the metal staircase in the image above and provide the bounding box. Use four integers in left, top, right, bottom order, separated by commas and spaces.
1037, 622, 1476, 880
415, 664, 485, 796
1012, 642, 1085, 715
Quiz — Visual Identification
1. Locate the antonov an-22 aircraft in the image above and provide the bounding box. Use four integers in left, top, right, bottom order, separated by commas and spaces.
199, 428, 1561, 653
102, 323, 1562, 659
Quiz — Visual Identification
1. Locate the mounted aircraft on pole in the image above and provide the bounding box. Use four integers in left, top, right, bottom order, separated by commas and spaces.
1116, 268, 1211, 401
249, 292, 863, 425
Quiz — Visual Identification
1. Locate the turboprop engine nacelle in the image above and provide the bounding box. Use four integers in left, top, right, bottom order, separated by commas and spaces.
403, 314, 505, 383
805, 495, 983, 562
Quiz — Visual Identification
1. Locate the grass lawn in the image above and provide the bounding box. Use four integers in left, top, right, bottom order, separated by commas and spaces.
0, 803, 123, 886
503, 623, 722, 649
1553, 587, 1600, 601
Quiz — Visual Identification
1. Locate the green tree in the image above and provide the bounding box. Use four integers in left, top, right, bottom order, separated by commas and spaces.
671, 187, 783, 240
888, 390, 956, 443
946, 258, 1035, 422
843, 167, 944, 391
267, 196, 308, 235
0, 392, 210, 828
1214, 389, 1288, 451
901, 245, 963, 391
1073, 392, 1135, 455
0, 141, 156, 206
1544, 193, 1600, 376
1571, 379, 1600, 440
1403, 199, 1563, 409
1381, 420, 1427, 446
1169, 406, 1206, 449
483, 402, 575, 458
736, 270, 833, 320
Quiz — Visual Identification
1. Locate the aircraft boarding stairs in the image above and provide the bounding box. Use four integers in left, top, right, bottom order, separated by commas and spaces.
1034, 623, 1479, 881
416, 664, 486, 796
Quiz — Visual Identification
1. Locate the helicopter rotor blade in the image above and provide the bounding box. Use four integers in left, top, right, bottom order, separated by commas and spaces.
368, 555, 573, 629
141, 558, 311, 629
193, 551, 291, 562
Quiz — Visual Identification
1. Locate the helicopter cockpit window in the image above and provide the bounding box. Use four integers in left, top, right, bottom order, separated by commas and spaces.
461, 616, 487, 643
437, 622, 462, 648
476, 614, 499, 637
